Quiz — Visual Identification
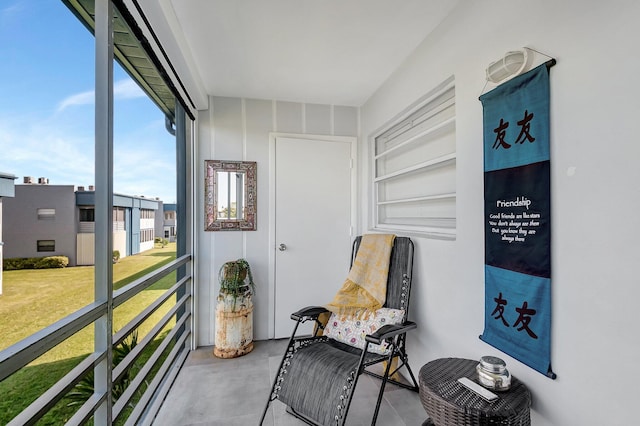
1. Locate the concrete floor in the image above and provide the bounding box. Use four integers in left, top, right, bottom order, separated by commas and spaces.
153, 339, 428, 425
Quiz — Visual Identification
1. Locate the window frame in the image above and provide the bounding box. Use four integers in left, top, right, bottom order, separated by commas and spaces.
37, 208, 56, 220
370, 76, 457, 239
79, 208, 95, 222
36, 240, 56, 252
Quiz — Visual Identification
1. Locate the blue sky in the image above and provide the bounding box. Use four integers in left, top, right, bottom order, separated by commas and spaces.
0, 0, 177, 203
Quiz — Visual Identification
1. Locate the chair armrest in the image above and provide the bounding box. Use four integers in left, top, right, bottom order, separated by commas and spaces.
365, 321, 416, 345
290, 306, 330, 321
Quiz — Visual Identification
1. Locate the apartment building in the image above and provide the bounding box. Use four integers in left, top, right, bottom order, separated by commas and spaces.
2, 180, 162, 266
3, 181, 78, 264
0, 172, 16, 295
163, 203, 177, 242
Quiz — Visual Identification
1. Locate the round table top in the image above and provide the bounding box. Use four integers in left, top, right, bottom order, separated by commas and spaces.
419, 358, 531, 426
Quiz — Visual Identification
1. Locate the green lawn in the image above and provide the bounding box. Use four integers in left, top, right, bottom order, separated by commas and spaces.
0, 243, 178, 425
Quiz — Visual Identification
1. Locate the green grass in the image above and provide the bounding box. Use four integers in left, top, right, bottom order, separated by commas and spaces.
0, 243, 178, 425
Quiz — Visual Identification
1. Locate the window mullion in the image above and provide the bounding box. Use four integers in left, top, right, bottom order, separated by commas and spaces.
94, 0, 114, 424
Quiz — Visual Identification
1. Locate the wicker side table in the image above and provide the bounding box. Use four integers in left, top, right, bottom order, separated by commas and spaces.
419, 358, 531, 426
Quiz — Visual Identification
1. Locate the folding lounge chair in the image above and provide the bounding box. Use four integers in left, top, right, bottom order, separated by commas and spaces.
260, 236, 419, 426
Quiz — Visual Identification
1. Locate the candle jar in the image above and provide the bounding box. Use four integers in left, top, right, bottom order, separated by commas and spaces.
476, 356, 511, 391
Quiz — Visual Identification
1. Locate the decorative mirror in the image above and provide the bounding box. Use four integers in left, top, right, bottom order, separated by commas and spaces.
205, 160, 257, 231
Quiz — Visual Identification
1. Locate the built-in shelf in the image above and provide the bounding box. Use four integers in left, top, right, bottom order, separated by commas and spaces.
377, 192, 456, 206
373, 77, 457, 239
374, 153, 456, 183
375, 114, 455, 160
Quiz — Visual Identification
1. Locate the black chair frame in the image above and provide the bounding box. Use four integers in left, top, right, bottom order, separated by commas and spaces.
260, 236, 419, 426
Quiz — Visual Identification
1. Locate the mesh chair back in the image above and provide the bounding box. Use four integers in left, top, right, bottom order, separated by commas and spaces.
350, 236, 414, 320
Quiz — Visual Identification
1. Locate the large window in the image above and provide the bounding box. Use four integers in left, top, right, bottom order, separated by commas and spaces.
0, 1, 192, 424
113, 206, 125, 231
79, 208, 95, 222
113, 206, 125, 222
140, 228, 154, 243
140, 208, 154, 219
372, 77, 456, 238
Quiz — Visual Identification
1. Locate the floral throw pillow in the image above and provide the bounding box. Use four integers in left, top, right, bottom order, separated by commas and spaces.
323, 308, 405, 355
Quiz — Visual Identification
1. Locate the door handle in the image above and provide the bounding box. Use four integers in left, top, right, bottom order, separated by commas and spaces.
278, 243, 287, 251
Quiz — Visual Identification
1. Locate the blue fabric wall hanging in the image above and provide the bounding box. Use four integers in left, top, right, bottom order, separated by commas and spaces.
480, 63, 556, 379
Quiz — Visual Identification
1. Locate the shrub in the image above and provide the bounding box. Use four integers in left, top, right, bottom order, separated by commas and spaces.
34, 256, 69, 269
66, 331, 139, 408
4, 257, 40, 270
4, 256, 69, 270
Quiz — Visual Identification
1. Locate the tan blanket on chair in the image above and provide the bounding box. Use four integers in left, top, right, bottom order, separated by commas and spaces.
326, 234, 395, 317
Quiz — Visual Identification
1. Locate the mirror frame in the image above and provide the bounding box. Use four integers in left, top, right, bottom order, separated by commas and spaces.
205, 160, 257, 231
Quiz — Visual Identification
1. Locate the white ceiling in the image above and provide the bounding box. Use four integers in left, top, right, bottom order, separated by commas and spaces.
163, 0, 458, 106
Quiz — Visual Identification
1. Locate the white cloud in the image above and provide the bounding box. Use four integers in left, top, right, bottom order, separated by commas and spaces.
0, 0, 28, 22
1, 3, 23, 18
0, 118, 94, 187
0, 114, 176, 202
1, 77, 175, 203
113, 127, 176, 202
56, 78, 146, 112
114, 79, 146, 100
56, 89, 94, 112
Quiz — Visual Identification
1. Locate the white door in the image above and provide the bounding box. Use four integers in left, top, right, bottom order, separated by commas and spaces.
273, 136, 355, 338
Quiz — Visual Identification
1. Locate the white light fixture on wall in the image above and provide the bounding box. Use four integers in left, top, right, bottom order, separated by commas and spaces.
485, 47, 532, 84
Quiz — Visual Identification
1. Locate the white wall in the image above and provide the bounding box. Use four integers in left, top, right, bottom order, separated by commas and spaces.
360, 1, 640, 424
139, 240, 154, 253
76, 231, 128, 266
76, 233, 94, 266
114, 231, 127, 259
196, 97, 358, 347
